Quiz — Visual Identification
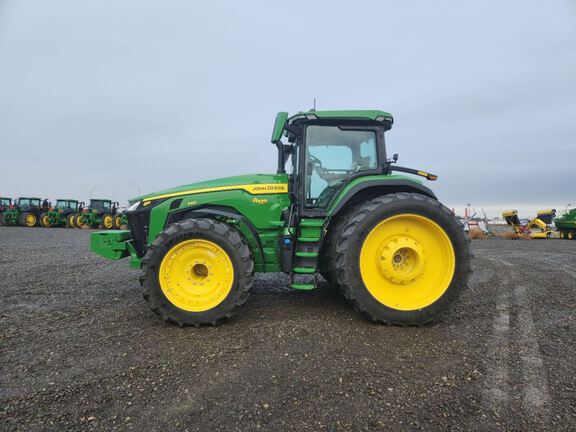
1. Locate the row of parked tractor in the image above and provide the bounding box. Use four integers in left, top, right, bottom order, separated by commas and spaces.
0, 197, 127, 229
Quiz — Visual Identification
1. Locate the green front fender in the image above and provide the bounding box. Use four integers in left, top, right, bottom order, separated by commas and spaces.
90, 230, 142, 269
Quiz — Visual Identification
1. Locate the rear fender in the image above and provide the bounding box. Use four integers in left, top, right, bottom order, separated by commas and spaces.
328, 179, 437, 218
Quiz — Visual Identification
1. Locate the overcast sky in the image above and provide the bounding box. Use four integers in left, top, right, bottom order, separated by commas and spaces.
1, 1, 575, 217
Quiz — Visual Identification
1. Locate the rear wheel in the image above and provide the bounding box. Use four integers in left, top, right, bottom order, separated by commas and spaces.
560, 231, 565, 240
75, 214, 86, 229
101, 213, 114, 229
333, 193, 471, 326
20, 212, 37, 227
40, 213, 52, 227
319, 205, 358, 287
569, 231, 575, 240
66, 214, 76, 228
141, 218, 254, 327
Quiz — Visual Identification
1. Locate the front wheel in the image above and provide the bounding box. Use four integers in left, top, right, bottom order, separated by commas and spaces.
40, 213, 52, 227
101, 213, 114, 230
333, 193, 471, 326
20, 212, 37, 227
114, 214, 123, 229
141, 218, 254, 327
66, 214, 76, 228
569, 231, 575, 240
75, 214, 86, 229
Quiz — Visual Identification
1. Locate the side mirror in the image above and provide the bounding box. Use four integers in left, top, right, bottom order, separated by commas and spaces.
393, 153, 398, 163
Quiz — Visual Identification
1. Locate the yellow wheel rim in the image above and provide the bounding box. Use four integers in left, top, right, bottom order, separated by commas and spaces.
569, 231, 574, 240
26, 214, 36, 226
159, 239, 234, 312
359, 214, 455, 311
77, 216, 85, 227
103, 215, 113, 229
42, 215, 50, 226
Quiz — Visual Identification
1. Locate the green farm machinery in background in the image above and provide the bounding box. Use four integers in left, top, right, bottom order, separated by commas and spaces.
39, 199, 83, 228
556, 206, 576, 240
75, 199, 120, 229
0, 197, 48, 227
0, 197, 13, 225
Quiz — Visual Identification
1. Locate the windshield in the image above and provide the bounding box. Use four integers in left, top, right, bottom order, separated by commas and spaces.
56, 200, 68, 208
0, 198, 10, 206
305, 126, 377, 208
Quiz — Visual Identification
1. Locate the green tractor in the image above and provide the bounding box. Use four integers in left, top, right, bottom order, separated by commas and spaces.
0, 197, 13, 225
556, 206, 576, 240
75, 199, 119, 229
39, 199, 82, 228
91, 110, 471, 327
1, 197, 48, 227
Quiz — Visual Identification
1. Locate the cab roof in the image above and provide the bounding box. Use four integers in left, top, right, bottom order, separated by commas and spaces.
288, 110, 393, 123
272, 110, 394, 144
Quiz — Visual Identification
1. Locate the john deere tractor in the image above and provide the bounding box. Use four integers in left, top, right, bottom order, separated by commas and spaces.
2, 197, 47, 227
91, 110, 471, 327
0, 197, 12, 225
76, 199, 119, 229
39, 199, 81, 228
556, 206, 576, 240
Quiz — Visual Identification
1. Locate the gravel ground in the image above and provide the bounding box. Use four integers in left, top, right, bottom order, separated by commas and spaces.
1, 227, 575, 431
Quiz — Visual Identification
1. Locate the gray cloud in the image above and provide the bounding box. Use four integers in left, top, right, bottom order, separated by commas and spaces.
0, 0, 575, 217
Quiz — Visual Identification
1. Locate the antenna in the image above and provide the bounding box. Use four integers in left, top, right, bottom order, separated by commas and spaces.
312, 97, 317, 112
126, 181, 141, 196
90, 186, 99, 199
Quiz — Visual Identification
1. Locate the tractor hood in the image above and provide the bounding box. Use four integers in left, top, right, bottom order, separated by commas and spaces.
131, 173, 289, 203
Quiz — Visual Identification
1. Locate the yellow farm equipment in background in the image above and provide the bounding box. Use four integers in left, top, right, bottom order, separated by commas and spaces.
502, 209, 556, 239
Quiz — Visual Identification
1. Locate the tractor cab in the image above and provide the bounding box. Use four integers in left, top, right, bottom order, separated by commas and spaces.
16, 197, 42, 211
272, 110, 436, 217
55, 199, 79, 213
0, 197, 11, 210
89, 199, 113, 213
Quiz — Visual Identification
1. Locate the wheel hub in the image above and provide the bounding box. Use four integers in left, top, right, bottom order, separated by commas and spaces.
159, 239, 234, 312
379, 236, 425, 285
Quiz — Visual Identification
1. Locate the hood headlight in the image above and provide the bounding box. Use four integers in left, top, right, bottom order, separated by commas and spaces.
127, 201, 141, 212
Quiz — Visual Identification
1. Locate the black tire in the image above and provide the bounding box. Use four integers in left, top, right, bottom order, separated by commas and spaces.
101, 213, 114, 230
0, 213, 5, 226
333, 192, 471, 326
141, 218, 254, 327
114, 214, 123, 230
319, 204, 361, 286
75, 214, 86, 229
20, 212, 37, 227
40, 212, 52, 227
66, 214, 76, 228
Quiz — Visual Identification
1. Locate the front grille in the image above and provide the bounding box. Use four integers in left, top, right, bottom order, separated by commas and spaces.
126, 210, 150, 257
